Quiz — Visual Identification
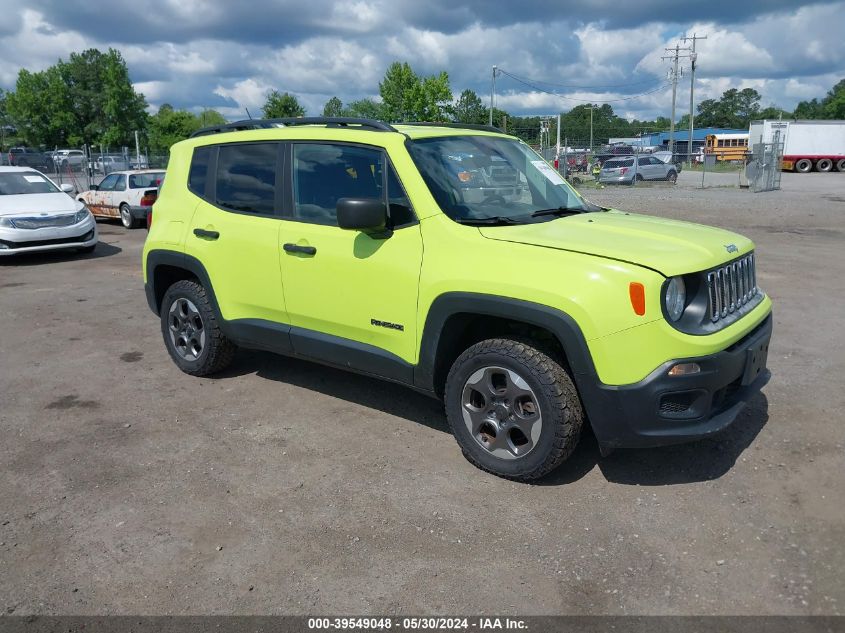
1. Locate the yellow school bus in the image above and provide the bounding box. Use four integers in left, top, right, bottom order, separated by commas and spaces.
705, 133, 749, 161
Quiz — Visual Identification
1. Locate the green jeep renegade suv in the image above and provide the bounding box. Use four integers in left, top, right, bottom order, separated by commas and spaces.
143, 117, 772, 481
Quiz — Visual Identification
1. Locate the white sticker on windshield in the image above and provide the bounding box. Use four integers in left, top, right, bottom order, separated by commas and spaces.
531, 160, 565, 186
24, 175, 46, 183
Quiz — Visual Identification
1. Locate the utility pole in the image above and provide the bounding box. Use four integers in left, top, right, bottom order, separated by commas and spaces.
663, 44, 691, 157
589, 105, 594, 153
555, 113, 561, 166
489, 65, 497, 127
681, 33, 707, 166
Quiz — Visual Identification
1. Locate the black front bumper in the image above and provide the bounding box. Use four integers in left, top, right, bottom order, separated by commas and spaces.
582, 314, 772, 449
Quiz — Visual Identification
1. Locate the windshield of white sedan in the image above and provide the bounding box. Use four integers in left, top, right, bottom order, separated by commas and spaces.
407, 136, 596, 224
0, 172, 60, 195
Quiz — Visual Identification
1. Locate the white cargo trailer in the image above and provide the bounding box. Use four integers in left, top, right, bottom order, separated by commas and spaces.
749, 120, 845, 173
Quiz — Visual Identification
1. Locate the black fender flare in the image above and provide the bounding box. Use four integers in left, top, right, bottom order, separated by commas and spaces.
414, 292, 627, 447
145, 249, 222, 318
413, 292, 599, 390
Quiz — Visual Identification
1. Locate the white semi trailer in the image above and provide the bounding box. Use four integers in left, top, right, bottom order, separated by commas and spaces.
749, 120, 845, 173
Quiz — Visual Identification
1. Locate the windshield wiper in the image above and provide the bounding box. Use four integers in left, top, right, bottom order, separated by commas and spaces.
454, 216, 524, 226
530, 206, 586, 218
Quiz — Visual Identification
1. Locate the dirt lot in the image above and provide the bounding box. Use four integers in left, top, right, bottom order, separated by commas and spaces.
0, 172, 843, 615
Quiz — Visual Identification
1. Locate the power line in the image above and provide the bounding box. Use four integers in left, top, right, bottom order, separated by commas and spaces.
496, 68, 670, 104
499, 74, 661, 90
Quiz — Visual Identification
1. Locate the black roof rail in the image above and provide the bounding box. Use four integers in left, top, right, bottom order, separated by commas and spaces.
190, 117, 397, 138
401, 122, 505, 134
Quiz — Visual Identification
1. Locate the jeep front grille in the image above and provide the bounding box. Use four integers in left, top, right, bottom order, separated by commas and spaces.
706, 253, 757, 322
10, 214, 77, 229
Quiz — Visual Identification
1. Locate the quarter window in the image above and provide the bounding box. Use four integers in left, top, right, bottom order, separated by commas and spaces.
188, 146, 212, 198
215, 143, 277, 215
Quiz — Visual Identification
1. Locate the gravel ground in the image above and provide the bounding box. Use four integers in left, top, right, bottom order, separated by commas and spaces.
0, 172, 843, 615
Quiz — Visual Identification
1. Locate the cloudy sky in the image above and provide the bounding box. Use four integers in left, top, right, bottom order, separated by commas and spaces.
1, 0, 843, 122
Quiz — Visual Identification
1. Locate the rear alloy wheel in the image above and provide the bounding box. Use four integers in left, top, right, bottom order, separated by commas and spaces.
667, 170, 678, 184
795, 158, 813, 173
445, 338, 584, 481
816, 158, 833, 173
836, 159, 845, 173
120, 203, 139, 229
160, 280, 236, 376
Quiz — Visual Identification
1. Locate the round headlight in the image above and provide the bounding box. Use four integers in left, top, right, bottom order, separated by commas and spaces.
664, 276, 686, 322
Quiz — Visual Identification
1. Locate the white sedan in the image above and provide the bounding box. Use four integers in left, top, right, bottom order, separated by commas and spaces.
77, 169, 164, 229
0, 167, 98, 257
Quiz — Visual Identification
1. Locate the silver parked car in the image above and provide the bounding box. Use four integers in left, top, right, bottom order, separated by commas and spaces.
0, 167, 98, 256
599, 155, 678, 185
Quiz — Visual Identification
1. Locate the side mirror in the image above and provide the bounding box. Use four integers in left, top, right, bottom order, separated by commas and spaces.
60, 184, 74, 193
89, 184, 99, 191
336, 198, 388, 233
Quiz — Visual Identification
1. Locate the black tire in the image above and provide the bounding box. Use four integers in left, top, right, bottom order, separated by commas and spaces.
635, 173, 644, 182
836, 159, 845, 173
816, 158, 833, 173
795, 158, 813, 173
120, 203, 139, 229
444, 338, 584, 481
667, 170, 677, 184
160, 280, 236, 376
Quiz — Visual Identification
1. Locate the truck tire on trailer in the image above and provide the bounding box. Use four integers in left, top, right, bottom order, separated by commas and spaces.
816, 158, 833, 172
836, 159, 845, 172
795, 158, 813, 173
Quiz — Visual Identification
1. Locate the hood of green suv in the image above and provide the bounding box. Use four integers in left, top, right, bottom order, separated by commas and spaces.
478, 210, 753, 277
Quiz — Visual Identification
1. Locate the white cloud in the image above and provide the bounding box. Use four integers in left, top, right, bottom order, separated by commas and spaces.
0, 2, 843, 122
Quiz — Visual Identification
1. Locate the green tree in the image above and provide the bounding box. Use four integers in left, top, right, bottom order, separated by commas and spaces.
6, 66, 75, 147
345, 98, 387, 119
262, 90, 305, 118
98, 49, 148, 146
413, 72, 452, 121
379, 61, 419, 121
5, 48, 147, 147
822, 78, 845, 119
793, 98, 824, 119
322, 96, 344, 117
147, 104, 201, 151
696, 88, 761, 128
197, 109, 227, 128
451, 89, 487, 124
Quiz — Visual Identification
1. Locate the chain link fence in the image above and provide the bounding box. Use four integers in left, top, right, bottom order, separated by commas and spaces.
746, 130, 784, 193
24, 146, 170, 194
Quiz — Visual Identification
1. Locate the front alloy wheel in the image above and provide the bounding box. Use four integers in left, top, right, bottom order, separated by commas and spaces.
461, 366, 542, 459
445, 338, 584, 481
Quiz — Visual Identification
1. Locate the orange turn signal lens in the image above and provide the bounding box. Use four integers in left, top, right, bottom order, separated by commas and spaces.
668, 363, 701, 377
629, 282, 646, 316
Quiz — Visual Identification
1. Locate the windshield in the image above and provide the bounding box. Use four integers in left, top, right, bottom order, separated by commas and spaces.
0, 172, 60, 195
407, 135, 597, 224
129, 172, 165, 188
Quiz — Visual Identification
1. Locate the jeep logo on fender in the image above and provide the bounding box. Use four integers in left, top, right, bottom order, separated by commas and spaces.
725, 244, 738, 253
371, 319, 404, 332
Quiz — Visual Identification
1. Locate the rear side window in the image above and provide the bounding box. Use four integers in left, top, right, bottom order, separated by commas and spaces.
215, 143, 277, 215
130, 172, 165, 188
606, 158, 634, 168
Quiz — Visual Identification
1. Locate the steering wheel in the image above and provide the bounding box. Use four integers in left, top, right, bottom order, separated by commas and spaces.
481, 194, 506, 206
